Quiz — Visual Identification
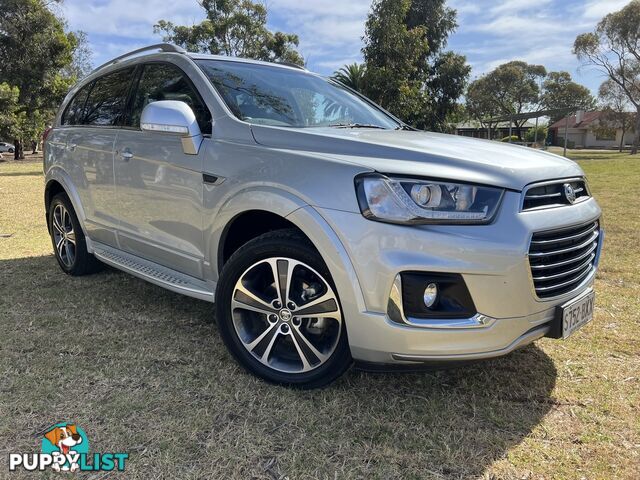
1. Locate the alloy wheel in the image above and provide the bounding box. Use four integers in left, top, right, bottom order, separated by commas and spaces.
231, 257, 342, 373
52, 203, 76, 268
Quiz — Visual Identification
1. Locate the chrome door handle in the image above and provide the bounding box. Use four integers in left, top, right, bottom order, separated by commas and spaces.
120, 149, 134, 161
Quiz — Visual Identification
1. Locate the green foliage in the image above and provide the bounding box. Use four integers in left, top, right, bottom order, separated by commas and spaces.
573, 0, 640, 153
599, 79, 636, 151
466, 61, 546, 139
542, 71, 596, 123
332, 63, 367, 92
155, 0, 303, 65
360, 0, 470, 131
525, 126, 548, 143
0, 0, 86, 144
500, 135, 520, 143
0, 83, 20, 140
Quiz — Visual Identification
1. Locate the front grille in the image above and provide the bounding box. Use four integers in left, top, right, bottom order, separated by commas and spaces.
528, 220, 600, 298
523, 179, 589, 211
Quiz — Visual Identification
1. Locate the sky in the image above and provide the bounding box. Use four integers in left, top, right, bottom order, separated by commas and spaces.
59, 0, 632, 94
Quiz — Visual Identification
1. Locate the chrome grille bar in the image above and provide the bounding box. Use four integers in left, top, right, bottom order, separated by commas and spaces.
528, 219, 600, 299
522, 178, 590, 211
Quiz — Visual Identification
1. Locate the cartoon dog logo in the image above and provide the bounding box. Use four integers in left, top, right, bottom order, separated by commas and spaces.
44, 424, 83, 472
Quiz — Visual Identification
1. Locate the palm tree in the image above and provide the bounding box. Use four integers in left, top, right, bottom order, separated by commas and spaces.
332, 63, 367, 93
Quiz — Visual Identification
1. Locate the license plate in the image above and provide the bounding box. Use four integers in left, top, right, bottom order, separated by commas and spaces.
560, 291, 595, 339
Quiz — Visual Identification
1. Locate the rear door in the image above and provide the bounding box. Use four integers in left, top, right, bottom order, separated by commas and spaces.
68, 67, 136, 246
112, 62, 212, 278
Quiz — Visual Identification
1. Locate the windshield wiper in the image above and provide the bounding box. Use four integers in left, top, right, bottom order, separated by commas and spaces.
327, 123, 389, 129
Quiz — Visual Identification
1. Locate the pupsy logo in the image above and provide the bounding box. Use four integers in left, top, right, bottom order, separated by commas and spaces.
9, 422, 128, 472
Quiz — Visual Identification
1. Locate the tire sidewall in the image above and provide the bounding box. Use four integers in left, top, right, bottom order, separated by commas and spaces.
216, 232, 351, 387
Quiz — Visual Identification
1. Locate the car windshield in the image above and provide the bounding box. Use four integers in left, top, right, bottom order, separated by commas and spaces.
196, 59, 400, 129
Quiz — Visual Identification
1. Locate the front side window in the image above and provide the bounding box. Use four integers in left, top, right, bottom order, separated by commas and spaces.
127, 63, 212, 134
83, 67, 135, 126
62, 84, 91, 126
196, 60, 399, 129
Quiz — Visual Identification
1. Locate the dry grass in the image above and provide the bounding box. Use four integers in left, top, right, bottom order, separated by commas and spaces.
0, 150, 638, 479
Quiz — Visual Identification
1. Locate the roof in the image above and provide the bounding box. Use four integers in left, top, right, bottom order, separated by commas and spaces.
456, 120, 537, 129
549, 111, 604, 130
90, 43, 307, 79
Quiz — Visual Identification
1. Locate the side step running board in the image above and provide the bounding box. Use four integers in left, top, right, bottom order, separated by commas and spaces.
93, 243, 215, 302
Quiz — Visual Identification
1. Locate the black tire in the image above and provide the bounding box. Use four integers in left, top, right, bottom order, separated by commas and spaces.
8, 148, 14, 153
48, 192, 103, 276
215, 229, 352, 388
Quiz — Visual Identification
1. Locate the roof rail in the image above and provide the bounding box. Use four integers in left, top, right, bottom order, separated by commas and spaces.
90, 43, 187, 75
277, 61, 306, 70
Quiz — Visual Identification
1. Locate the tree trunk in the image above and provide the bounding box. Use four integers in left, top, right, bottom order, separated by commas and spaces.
632, 110, 640, 155
15, 140, 24, 160
619, 127, 625, 153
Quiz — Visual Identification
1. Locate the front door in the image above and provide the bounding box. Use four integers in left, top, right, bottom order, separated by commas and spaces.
113, 62, 213, 278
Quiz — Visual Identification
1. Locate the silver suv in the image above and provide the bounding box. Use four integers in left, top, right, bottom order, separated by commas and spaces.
44, 44, 603, 387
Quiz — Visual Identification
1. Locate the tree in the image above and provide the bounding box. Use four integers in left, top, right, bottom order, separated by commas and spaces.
361, 0, 470, 131
541, 71, 596, 123
64, 30, 94, 80
525, 125, 548, 144
0, 0, 80, 156
465, 73, 502, 138
332, 63, 367, 92
0, 83, 20, 143
155, 0, 303, 65
598, 79, 635, 152
465, 61, 546, 139
574, 0, 640, 154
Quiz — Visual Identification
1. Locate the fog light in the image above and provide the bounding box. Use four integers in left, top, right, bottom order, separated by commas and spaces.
423, 283, 438, 308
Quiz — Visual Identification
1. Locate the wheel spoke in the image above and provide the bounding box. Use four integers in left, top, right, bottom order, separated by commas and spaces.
60, 207, 67, 231
289, 329, 313, 371
52, 214, 64, 234
260, 329, 279, 362
295, 292, 339, 317
56, 236, 65, 255
231, 298, 272, 317
65, 240, 75, 264
66, 231, 76, 245
245, 321, 279, 352
266, 258, 295, 305
234, 284, 277, 313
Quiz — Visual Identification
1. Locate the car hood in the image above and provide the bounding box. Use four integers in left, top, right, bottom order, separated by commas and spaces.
250, 126, 583, 191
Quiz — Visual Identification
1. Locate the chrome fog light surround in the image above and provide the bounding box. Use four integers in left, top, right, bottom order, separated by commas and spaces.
387, 274, 495, 329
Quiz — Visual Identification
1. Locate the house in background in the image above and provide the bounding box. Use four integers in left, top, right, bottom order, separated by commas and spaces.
455, 120, 536, 140
548, 110, 636, 149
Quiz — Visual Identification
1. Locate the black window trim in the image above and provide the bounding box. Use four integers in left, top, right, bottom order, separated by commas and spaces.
121, 60, 213, 136
59, 65, 137, 129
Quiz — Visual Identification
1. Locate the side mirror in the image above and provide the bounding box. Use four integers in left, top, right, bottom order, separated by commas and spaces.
140, 100, 203, 155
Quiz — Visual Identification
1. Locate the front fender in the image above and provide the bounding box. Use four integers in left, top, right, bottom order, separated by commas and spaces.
206, 188, 367, 317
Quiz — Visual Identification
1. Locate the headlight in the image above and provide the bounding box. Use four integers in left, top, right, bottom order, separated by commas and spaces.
355, 174, 504, 225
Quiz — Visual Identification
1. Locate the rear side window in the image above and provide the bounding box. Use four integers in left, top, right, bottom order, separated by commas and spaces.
62, 84, 91, 126
83, 67, 135, 126
127, 63, 212, 134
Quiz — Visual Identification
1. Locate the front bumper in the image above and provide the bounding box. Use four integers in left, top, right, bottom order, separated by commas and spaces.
313, 190, 602, 364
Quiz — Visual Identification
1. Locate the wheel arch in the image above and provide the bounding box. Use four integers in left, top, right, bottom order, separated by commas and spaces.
209, 187, 367, 316
44, 168, 89, 237
218, 210, 311, 272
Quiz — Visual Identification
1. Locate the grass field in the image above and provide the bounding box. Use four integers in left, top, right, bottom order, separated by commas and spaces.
1, 150, 638, 479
